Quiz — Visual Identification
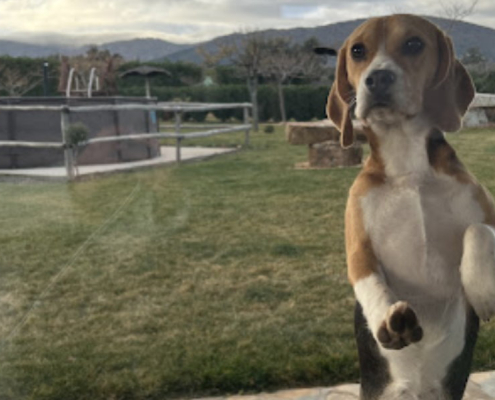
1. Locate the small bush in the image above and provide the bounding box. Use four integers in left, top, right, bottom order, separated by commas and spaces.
264, 125, 275, 134
66, 122, 88, 147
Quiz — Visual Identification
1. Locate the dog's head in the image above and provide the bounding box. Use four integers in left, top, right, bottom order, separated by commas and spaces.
327, 14, 475, 147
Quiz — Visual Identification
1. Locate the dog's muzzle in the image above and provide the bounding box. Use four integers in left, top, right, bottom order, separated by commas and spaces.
365, 69, 397, 107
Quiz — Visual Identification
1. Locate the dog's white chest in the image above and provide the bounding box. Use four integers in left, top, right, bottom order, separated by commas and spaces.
361, 172, 485, 392
362, 173, 484, 300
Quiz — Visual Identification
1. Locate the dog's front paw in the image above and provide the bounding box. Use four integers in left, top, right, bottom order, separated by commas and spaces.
377, 301, 423, 350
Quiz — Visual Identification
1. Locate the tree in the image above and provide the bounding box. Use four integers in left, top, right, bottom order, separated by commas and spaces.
199, 31, 269, 131
0, 65, 43, 96
225, 32, 269, 131
463, 47, 494, 94
59, 47, 123, 96
214, 65, 245, 85
461, 47, 487, 66
0, 56, 61, 96
261, 37, 325, 123
439, 0, 479, 32
196, 45, 230, 69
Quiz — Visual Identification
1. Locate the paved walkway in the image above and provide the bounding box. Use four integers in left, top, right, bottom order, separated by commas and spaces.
0, 146, 236, 180
191, 371, 495, 400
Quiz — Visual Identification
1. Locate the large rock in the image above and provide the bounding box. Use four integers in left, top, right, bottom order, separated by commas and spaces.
465, 93, 495, 128
309, 140, 362, 168
464, 108, 489, 128
286, 120, 366, 145
286, 120, 364, 168
486, 108, 495, 123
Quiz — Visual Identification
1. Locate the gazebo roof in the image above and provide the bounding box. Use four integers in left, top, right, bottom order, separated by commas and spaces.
120, 66, 172, 78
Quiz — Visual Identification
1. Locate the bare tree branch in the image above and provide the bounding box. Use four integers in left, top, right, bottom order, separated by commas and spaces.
0, 67, 43, 96
196, 45, 231, 69
439, 0, 479, 32
198, 30, 269, 131
260, 37, 325, 122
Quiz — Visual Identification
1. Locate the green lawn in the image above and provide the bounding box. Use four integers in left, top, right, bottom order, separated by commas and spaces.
1, 126, 495, 400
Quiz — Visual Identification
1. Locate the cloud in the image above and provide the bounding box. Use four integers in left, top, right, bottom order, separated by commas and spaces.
0, 0, 492, 43
280, 5, 323, 20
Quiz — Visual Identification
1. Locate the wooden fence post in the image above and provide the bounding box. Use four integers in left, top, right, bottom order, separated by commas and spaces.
175, 111, 182, 163
244, 106, 251, 147
176, 137, 183, 163
61, 107, 75, 181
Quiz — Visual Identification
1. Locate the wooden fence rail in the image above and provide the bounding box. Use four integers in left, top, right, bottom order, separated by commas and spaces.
0, 102, 253, 113
82, 125, 251, 145
0, 141, 64, 149
0, 102, 253, 180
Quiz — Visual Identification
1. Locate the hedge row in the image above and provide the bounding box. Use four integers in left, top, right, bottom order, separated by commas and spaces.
119, 84, 331, 123
470, 70, 495, 94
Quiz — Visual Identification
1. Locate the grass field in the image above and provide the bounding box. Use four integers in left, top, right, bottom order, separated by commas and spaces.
1, 126, 495, 400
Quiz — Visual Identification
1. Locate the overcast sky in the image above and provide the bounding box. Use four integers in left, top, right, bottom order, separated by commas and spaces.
0, 0, 493, 44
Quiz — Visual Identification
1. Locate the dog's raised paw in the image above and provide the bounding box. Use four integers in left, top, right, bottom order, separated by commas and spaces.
377, 301, 423, 350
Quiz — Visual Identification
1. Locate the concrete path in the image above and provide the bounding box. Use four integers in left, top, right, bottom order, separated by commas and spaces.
191, 371, 495, 400
0, 146, 236, 180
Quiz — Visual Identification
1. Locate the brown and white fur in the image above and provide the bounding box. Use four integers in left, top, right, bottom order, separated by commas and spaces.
327, 14, 495, 400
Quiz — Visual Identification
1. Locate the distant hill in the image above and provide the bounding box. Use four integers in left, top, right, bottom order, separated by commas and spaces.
0, 37, 191, 61
1, 16, 494, 63
98, 39, 191, 61
163, 16, 495, 64
0, 40, 72, 58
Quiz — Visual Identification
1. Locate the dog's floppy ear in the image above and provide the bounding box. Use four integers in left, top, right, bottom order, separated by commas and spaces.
327, 46, 354, 148
424, 31, 475, 132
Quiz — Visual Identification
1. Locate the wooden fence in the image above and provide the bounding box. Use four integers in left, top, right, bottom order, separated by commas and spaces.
0, 102, 252, 180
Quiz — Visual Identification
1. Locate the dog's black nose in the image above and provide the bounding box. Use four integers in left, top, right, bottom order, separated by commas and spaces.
365, 69, 396, 95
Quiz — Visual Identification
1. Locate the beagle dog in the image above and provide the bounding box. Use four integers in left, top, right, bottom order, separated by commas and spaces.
327, 14, 495, 400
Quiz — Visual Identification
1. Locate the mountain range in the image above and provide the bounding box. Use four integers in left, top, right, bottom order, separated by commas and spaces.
0, 16, 494, 63
0, 37, 190, 61
163, 17, 495, 64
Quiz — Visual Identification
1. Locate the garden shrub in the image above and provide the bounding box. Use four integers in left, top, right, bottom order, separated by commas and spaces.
119, 84, 332, 122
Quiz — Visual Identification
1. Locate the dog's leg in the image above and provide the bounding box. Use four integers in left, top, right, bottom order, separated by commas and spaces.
347, 195, 423, 350
460, 223, 495, 321
354, 274, 423, 350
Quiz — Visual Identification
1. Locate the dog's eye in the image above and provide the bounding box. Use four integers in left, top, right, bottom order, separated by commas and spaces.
351, 43, 366, 60
403, 37, 424, 55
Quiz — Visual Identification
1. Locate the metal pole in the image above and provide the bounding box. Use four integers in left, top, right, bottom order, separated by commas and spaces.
43, 62, 49, 96
61, 107, 75, 181
244, 106, 251, 147
66, 68, 75, 98
87, 67, 96, 98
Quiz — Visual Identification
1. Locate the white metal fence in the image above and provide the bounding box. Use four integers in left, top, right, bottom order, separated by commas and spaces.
0, 101, 253, 180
